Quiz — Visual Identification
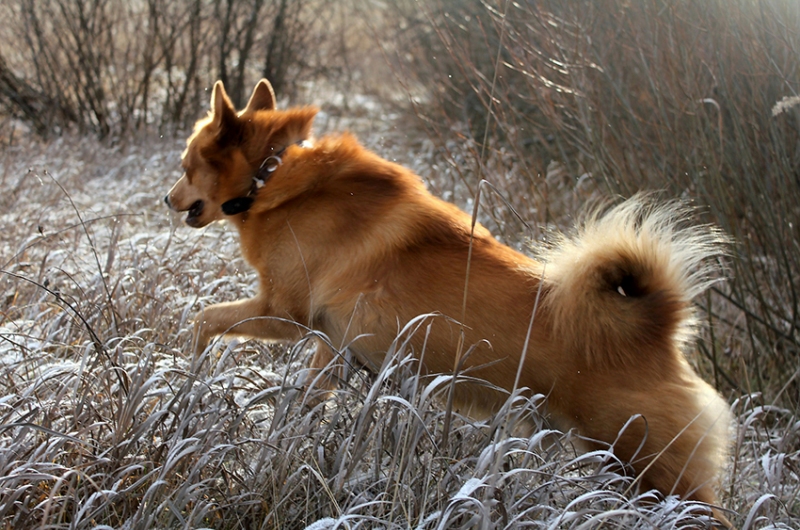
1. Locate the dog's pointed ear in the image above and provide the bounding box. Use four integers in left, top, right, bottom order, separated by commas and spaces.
243, 79, 276, 113
210, 80, 240, 142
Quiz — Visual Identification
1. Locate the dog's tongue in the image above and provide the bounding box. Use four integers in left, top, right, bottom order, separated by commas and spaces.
183, 200, 204, 226
187, 200, 203, 218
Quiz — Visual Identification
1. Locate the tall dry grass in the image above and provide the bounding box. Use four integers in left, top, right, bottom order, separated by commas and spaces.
385, 0, 800, 412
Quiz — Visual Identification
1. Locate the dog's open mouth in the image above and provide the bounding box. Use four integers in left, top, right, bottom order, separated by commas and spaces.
185, 200, 204, 226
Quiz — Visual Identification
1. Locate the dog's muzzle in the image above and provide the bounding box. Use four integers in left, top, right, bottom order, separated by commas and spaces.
165, 195, 205, 227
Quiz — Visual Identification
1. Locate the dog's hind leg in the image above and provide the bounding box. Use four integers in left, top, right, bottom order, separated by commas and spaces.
293, 341, 344, 406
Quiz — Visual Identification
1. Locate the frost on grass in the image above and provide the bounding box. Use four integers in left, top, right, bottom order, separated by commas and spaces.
0, 130, 797, 529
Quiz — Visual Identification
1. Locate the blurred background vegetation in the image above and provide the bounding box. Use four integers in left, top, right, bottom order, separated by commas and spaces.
1, 0, 798, 411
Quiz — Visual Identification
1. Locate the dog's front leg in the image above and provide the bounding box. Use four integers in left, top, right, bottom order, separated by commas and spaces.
192, 296, 306, 354
192, 297, 342, 404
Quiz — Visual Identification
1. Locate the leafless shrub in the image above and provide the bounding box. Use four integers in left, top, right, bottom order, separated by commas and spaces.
0, 0, 347, 138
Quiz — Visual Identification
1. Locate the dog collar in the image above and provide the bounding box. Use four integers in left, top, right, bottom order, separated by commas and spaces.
221, 140, 311, 216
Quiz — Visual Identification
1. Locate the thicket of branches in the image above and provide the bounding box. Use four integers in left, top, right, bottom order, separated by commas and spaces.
0, 0, 352, 138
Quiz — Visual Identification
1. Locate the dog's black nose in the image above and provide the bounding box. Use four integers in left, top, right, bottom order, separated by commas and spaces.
164, 195, 171, 208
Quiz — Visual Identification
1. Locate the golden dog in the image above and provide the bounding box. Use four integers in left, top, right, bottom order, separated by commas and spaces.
166, 79, 733, 526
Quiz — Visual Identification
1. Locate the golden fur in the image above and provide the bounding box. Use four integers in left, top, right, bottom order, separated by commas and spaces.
165, 79, 733, 526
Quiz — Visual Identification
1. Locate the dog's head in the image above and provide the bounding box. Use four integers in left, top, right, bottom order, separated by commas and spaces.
165, 79, 316, 227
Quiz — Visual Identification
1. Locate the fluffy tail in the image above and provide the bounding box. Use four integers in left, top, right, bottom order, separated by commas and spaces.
541, 195, 727, 368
